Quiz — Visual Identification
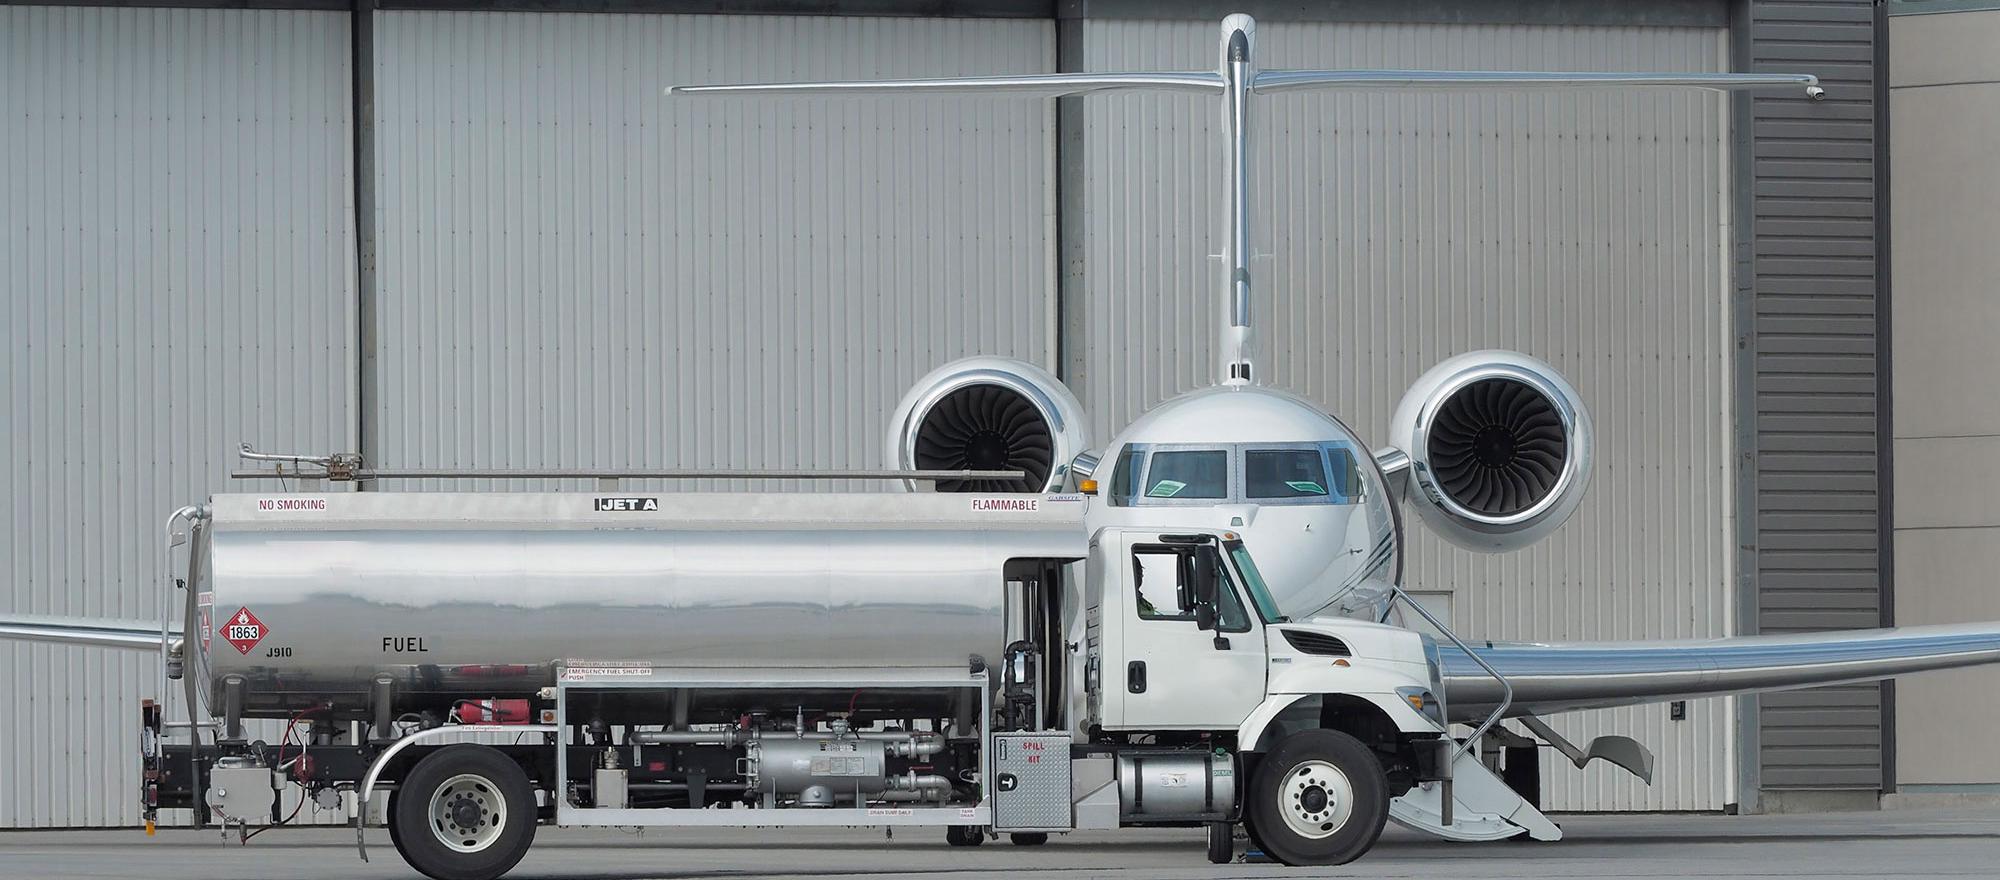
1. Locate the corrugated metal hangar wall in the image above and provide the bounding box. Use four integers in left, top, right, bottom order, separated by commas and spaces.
0, 0, 1884, 825
368, 12, 1055, 493
2, 6, 360, 826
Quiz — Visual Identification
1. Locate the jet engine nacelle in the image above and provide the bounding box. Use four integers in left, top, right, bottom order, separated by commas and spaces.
886, 356, 1092, 493
1384, 350, 1592, 552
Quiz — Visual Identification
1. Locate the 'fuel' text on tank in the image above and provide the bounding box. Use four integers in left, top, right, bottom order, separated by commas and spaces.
383, 637, 429, 653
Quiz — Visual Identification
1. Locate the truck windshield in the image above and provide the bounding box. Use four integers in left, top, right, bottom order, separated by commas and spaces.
1225, 540, 1285, 623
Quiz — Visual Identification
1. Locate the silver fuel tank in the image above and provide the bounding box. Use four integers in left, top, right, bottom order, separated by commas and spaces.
194, 492, 1087, 713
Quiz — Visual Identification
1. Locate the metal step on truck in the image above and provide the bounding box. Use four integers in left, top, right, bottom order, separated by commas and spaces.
133, 489, 1463, 880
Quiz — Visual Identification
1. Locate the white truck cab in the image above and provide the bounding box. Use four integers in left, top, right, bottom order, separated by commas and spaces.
1074, 526, 1451, 865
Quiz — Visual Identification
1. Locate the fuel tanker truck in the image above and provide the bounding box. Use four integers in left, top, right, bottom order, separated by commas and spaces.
131, 488, 1451, 879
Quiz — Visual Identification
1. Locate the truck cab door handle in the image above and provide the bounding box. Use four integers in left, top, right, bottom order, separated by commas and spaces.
1127, 660, 1147, 694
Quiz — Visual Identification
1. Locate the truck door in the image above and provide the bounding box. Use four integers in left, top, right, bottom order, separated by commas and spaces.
1106, 532, 1267, 730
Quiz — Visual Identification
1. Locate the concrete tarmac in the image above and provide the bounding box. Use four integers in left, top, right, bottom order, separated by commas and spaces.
3, 808, 1996, 880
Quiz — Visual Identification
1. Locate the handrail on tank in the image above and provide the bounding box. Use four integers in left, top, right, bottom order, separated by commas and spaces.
234, 443, 1025, 483
161, 505, 208, 829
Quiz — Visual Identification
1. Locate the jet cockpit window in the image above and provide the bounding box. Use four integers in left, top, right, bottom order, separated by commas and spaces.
1325, 444, 1364, 502
1238, 443, 1364, 506
1143, 450, 1229, 500
1108, 448, 1144, 504
1246, 449, 1331, 499
1108, 443, 1372, 506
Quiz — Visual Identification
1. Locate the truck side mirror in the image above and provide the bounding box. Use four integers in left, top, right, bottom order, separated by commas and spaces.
1190, 546, 1221, 630
1193, 602, 1217, 631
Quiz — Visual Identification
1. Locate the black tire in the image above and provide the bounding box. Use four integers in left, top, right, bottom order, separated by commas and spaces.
1242, 814, 1271, 858
391, 744, 538, 880
1206, 821, 1233, 864
945, 825, 986, 847
1243, 729, 1389, 867
1008, 832, 1048, 846
387, 789, 406, 856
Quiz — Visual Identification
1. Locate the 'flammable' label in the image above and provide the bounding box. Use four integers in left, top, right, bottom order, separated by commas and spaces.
970, 497, 1039, 512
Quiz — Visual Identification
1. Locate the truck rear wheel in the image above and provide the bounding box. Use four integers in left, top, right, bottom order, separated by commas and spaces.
387, 789, 405, 853
945, 825, 986, 847
391, 744, 537, 880
1244, 729, 1388, 867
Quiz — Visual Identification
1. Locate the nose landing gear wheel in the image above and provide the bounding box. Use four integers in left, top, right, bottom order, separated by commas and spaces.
391, 744, 537, 880
945, 825, 986, 847
1244, 729, 1388, 867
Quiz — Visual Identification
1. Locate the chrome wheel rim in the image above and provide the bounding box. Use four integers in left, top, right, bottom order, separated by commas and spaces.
428, 773, 506, 853
1278, 759, 1354, 840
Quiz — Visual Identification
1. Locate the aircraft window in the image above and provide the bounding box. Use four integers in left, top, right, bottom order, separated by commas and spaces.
1325, 445, 1363, 500
1144, 450, 1228, 499
1246, 449, 1331, 499
1108, 448, 1144, 506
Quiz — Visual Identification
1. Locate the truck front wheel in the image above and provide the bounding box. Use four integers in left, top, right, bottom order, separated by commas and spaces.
1244, 729, 1388, 866
391, 744, 538, 880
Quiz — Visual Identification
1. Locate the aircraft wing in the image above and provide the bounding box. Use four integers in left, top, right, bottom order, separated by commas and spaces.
0, 615, 177, 651
1437, 622, 2000, 722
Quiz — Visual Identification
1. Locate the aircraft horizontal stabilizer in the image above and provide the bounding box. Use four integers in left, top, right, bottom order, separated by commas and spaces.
670, 72, 1223, 98
1253, 69, 1821, 98
1438, 622, 2000, 721
0, 615, 176, 651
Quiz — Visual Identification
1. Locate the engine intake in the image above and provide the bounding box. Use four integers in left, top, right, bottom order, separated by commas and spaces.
887, 357, 1091, 493
1426, 377, 1567, 517
1386, 351, 1592, 552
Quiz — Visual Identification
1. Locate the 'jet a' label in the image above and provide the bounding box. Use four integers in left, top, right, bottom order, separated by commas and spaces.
595, 497, 660, 512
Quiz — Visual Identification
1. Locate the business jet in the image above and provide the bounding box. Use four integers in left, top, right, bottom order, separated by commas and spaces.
680, 13, 2000, 841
